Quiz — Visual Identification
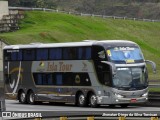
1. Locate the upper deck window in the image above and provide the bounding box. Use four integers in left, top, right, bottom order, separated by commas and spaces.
36, 49, 48, 60
49, 48, 62, 60
63, 47, 77, 60
4, 49, 22, 61
78, 47, 91, 60
23, 49, 35, 61
106, 47, 144, 63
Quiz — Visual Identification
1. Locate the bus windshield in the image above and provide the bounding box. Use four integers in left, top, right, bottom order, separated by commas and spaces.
113, 68, 148, 90
106, 47, 144, 63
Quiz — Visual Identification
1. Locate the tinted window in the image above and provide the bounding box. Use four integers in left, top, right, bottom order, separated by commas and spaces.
33, 73, 53, 85
33, 73, 91, 86
4, 50, 22, 61
93, 46, 106, 60
36, 49, 48, 60
23, 49, 35, 61
36, 74, 43, 85
78, 47, 91, 60
17, 50, 22, 60
49, 48, 62, 60
56, 74, 63, 85
11, 52, 17, 60
63, 48, 77, 60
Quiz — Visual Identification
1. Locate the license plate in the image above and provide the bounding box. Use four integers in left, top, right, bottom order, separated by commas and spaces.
131, 99, 137, 103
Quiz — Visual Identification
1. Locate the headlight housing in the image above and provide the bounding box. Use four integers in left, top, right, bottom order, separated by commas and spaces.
142, 92, 148, 97
115, 93, 124, 98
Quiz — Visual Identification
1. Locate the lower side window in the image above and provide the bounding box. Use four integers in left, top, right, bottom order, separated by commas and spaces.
33, 72, 91, 86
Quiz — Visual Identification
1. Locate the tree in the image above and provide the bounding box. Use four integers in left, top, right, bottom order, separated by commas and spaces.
36, 0, 45, 8
19, 0, 37, 7
8, 0, 20, 6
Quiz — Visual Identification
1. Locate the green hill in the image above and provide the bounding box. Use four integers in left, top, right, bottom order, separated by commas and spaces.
0, 11, 160, 80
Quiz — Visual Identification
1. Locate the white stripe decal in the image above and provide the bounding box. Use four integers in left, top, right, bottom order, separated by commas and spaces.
8, 62, 10, 75
12, 61, 21, 94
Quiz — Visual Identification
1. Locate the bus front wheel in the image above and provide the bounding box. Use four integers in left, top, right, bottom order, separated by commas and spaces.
19, 91, 26, 104
89, 93, 98, 108
77, 93, 87, 107
27, 91, 35, 104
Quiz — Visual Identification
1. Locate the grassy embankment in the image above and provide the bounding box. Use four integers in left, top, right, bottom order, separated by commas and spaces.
0, 11, 159, 91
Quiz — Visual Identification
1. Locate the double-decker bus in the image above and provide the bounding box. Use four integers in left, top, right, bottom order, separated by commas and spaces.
3, 40, 156, 108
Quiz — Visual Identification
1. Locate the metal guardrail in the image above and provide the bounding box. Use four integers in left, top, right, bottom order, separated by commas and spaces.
8, 7, 160, 22
149, 92, 160, 100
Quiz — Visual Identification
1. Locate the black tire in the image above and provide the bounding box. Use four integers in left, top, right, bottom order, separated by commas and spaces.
120, 104, 129, 108
89, 93, 99, 108
19, 91, 27, 104
27, 91, 36, 105
77, 93, 87, 107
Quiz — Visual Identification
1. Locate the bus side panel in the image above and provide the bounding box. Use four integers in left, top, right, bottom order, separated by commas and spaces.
4, 61, 22, 99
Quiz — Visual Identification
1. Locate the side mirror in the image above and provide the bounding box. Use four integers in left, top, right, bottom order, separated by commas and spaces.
101, 61, 116, 75
145, 60, 156, 74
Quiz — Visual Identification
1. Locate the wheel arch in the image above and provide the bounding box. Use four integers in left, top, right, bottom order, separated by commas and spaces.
27, 89, 33, 95
87, 91, 95, 99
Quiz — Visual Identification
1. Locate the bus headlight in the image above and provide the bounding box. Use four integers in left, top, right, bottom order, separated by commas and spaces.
142, 92, 148, 97
115, 93, 124, 98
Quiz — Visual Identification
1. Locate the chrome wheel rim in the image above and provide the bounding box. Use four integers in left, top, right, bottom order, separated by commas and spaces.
90, 95, 96, 105
20, 92, 25, 102
79, 94, 85, 105
29, 93, 34, 103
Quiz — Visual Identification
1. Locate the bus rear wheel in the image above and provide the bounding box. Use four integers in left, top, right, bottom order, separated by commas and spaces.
19, 91, 26, 104
27, 91, 35, 105
77, 93, 87, 107
89, 93, 98, 108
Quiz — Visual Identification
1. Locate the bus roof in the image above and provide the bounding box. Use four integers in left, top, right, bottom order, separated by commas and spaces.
3, 40, 138, 49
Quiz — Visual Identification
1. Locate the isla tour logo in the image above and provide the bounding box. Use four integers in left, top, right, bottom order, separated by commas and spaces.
2, 112, 11, 118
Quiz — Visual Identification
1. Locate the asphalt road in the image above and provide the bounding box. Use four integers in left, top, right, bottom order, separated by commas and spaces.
2, 100, 160, 119
5, 99, 160, 111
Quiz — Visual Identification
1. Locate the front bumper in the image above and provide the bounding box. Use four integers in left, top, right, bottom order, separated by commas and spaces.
97, 96, 148, 105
